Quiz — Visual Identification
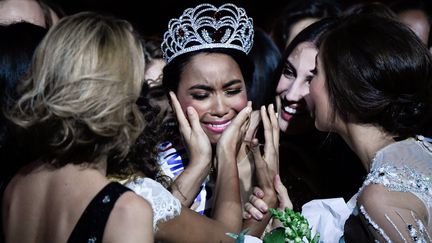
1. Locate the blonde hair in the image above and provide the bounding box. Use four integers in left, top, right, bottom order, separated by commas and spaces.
7, 12, 145, 166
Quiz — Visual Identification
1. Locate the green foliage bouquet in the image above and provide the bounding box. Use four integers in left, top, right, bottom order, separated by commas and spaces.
263, 208, 319, 243
227, 208, 319, 243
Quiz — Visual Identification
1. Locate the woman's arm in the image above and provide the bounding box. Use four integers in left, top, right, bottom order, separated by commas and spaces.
156, 205, 235, 243
105, 192, 154, 243
212, 102, 252, 232
168, 92, 213, 206
358, 184, 431, 242
155, 102, 253, 242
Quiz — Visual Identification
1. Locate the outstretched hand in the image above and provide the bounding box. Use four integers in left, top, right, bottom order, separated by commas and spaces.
251, 104, 279, 201
242, 104, 282, 236
243, 104, 291, 221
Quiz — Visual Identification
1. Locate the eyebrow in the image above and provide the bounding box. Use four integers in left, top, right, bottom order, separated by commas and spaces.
188, 84, 213, 92
222, 79, 242, 89
188, 79, 243, 91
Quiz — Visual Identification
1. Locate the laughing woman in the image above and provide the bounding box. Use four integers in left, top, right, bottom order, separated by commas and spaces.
245, 14, 432, 242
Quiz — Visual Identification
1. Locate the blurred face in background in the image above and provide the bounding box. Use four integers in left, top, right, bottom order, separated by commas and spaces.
144, 59, 171, 117
286, 18, 319, 47
398, 9, 430, 45
0, 0, 59, 27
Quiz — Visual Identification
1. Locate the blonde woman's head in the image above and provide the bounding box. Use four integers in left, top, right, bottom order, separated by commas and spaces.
8, 12, 145, 166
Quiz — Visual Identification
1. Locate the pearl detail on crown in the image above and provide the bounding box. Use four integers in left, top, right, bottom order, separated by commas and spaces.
161, 3, 254, 63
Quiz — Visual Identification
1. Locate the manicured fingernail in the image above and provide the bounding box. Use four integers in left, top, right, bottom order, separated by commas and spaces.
256, 190, 263, 197
187, 106, 193, 115
261, 206, 268, 212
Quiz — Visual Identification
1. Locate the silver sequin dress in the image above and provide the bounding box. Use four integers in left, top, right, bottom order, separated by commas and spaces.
357, 136, 432, 242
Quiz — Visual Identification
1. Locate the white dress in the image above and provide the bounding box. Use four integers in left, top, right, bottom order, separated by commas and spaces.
300, 136, 432, 243
356, 136, 432, 242
125, 177, 182, 231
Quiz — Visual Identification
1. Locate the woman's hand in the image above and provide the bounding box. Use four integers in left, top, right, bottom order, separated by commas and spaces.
244, 110, 261, 145
212, 102, 252, 233
243, 175, 293, 220
242, 104, 281, 236
252, 104, 279, 204
216, 101, 252, 160
169, 91, 212, 168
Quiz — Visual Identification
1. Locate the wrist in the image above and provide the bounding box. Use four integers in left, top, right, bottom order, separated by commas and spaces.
188, 156, 212, 169
186, 161, 212, 175
215, 152, 237, 169
216, 146, 236, 163
263, 191, 278, 209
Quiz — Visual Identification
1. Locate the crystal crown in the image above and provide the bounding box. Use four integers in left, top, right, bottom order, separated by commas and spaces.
161, 3, 254, 63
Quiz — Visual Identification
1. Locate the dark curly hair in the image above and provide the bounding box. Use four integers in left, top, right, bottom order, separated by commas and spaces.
321, 14, 432, 138
108, 83, 175, 188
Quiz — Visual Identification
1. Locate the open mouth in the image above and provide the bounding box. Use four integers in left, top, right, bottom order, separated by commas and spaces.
280, 98, 308, 121
202, 120, 232, 133
283, 106, 298, 114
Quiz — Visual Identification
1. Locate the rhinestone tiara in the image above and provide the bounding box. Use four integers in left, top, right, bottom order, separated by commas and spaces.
161, 3, 254, 63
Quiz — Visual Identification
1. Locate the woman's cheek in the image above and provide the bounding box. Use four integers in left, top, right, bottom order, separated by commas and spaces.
232, 93, 248, 112
182, 99, 208, 119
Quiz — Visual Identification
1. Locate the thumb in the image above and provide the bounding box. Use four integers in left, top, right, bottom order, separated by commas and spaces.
250, 139, 266, 171
274, 174, 293, 210
187, 106, 203, 132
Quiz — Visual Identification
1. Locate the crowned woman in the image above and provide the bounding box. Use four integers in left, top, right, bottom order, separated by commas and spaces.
119, 3, 281, 242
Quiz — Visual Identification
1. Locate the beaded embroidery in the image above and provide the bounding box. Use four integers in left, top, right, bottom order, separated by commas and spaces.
360, 206, 432, 243
357, 137, 432, 242
362, 165, 432, 207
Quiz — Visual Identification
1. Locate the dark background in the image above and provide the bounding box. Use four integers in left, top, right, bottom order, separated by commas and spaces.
50, 0, 393, 37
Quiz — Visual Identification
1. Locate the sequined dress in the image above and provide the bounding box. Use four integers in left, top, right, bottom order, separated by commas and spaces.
355, 136, 432, 242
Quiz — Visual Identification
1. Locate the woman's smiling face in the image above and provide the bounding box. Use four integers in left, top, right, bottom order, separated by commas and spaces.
176, 52, 248, 144
276, 41, 317, 134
